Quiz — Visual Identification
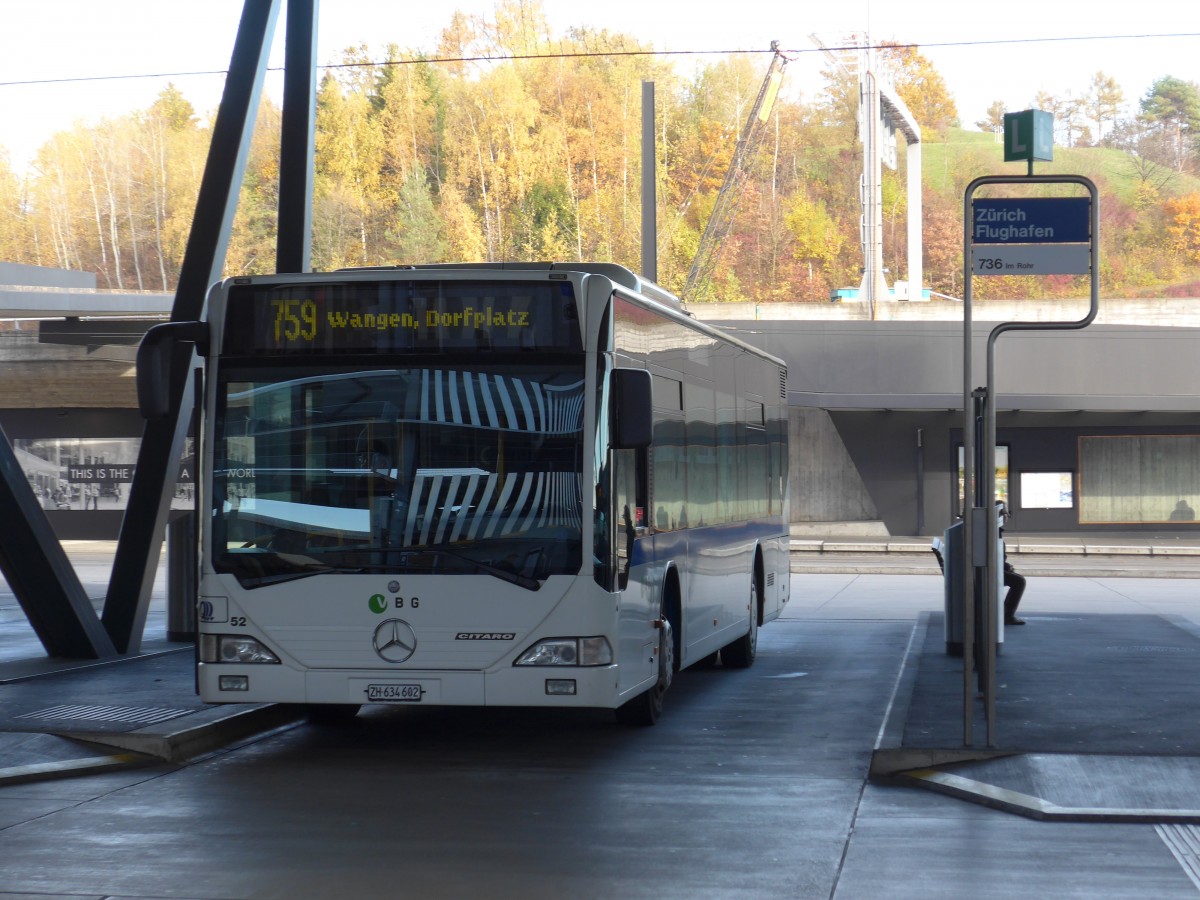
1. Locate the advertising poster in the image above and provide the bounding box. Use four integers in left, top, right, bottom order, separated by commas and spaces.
12, 438, 194, 511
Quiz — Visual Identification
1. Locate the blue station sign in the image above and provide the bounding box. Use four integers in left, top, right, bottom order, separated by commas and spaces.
972, 197, 1090, 244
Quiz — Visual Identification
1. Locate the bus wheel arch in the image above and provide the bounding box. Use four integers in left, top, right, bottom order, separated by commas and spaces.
663, 565, 682, 674
615, 567, 681, 726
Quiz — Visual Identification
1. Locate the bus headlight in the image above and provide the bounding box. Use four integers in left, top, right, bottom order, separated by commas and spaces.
514, 637, 612, 667
200, 634, 281, 664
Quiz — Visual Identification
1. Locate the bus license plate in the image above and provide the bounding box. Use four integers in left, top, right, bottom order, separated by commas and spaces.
366, 683, 423, 703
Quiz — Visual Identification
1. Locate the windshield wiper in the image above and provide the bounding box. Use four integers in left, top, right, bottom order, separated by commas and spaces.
225, 547, 541, 591
221, 552, 364, 588
418, 544, 542, 591
240, 565, 365, 588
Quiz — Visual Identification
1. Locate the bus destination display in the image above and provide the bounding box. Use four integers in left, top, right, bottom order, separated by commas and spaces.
222, 279, 581, 354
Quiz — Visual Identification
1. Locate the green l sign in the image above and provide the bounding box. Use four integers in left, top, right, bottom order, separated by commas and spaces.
1003, 110, 1053, 163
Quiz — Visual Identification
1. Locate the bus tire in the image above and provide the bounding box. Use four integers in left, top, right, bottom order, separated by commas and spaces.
720, 572, 759, 669
615, 604, 676, 726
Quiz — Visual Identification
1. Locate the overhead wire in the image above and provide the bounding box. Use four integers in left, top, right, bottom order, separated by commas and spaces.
2, 31, 1198, 88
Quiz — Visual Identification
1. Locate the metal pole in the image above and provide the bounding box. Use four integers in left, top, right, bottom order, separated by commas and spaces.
915, 428, 925, 535
969, 174, 1099, 748
906, 141, 923, 300
641, 81, 657, 282
961, 186, 975, 747
982, 174, 1100, 746
982, 367, 997, 746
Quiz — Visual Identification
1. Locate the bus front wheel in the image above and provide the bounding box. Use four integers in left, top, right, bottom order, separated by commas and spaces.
615, 616, 675, 726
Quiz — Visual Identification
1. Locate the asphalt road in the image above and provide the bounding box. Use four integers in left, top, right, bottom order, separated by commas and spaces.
4, 570, 1200, 898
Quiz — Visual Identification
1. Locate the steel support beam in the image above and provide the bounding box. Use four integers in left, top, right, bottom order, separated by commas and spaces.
0, 421, 116, 658
276, 0, 317, 274
103, 0, 282, 653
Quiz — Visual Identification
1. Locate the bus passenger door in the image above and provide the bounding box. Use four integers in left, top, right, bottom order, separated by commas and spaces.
613, 445, 654, 694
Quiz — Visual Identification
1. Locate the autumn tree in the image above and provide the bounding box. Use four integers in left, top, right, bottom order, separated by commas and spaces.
313, 50, 390, 268
4, 6, 1197, 306
813, 50, 858, 133
1165, 193, 1200, 264
1033, 90, 1090, 147
921, 192, 962, 296
784, 193, 847, 298
664, 52, 776, 299
1103, 113, 1177, 197
1140, 76, 1200, 173
1087, 72, 1124, 144
226, 99, 282, 276
976, 101, 1006, 135
878, 43, 959, 134
139, 85, 206, 289
0, 152, 27, 264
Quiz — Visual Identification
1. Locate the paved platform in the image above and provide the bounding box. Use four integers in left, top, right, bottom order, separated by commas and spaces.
6, 537, 1200, 824
874, 609, 1200, 821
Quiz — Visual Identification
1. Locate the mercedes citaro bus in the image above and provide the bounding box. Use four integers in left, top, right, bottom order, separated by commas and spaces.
139, 263, 789, 724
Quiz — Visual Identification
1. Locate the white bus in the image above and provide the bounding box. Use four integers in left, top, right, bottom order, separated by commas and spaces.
143, 263, 789, 724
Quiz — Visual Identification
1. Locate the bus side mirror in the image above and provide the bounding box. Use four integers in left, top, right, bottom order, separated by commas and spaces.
137, 321, 209, 420
612, 368, 652, 450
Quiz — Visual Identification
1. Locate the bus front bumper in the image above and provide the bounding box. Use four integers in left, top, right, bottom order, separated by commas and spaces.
199, 662, 622, 708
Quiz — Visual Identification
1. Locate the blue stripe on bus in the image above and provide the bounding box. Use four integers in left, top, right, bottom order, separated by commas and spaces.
627, 518, 787, 568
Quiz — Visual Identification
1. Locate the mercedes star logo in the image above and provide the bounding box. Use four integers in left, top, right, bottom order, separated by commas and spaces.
372, 618, 417, 663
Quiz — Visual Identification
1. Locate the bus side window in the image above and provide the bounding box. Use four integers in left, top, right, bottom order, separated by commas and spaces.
613, 448, 642, 589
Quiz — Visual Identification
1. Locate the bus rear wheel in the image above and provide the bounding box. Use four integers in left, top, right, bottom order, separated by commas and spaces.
720, 575, 759, 669
615, 616, 675, 726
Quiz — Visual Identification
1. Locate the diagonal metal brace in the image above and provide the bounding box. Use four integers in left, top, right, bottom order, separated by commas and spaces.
0, 420, 116, 658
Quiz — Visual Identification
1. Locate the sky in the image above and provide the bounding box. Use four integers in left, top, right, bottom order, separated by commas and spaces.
1, 1, 1197, 174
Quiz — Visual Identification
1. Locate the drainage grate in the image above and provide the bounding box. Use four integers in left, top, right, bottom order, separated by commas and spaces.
16, 705, 194, 726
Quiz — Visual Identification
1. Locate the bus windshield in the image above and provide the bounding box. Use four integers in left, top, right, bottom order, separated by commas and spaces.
212, 362, 585, 589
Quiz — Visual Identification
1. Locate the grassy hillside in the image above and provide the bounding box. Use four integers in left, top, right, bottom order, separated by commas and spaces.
922, 129, 1200, 205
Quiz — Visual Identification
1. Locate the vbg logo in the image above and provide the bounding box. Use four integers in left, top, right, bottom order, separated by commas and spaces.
368, 594, 388, 614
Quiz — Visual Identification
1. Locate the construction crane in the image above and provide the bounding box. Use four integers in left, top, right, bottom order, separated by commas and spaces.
681, 41, 791, 305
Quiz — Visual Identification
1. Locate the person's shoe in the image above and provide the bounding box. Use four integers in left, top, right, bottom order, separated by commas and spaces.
1005, 616, 1026, 626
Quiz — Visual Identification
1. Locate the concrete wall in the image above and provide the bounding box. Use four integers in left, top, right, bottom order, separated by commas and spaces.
0, 331, 137, 408
789, 408, 878, 523
718, 319, 1200, 412
825, 410, 1200, 537
0, 262, 95, 290
693, 296, 1200, 327
710, 312, 1200, 535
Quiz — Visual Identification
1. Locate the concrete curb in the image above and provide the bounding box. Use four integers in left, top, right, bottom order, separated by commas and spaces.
896, 767, 1200, 823
60, 703, 305, 764
0, 748, 153, 787
870, 612, 1012, 777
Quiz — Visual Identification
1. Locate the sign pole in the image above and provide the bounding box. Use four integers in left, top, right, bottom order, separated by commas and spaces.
961, 196, 975, 747
965, 173, 1099, 747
